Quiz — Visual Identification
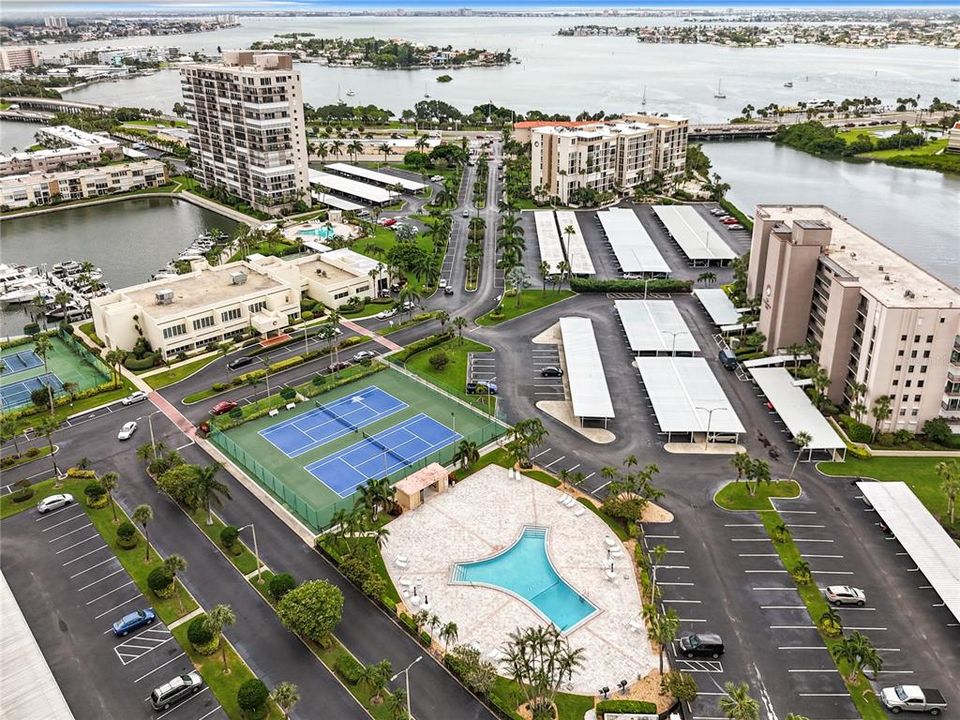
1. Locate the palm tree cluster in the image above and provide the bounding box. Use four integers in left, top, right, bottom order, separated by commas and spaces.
497, 212, 526, 271
327, 476, 394, 556
501, 625, 585, 719
729, 452, 772, 496
599, 455, 664, 519
504, 418, 548, 469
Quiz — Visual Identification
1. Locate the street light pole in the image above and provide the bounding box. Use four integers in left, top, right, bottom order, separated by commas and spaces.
254, 357, 271, 399
665, 330, 688, 357
147, 409, 163, 462
390, 655, 422, 720
239, 524, 262, 582
696, 406, 720, 450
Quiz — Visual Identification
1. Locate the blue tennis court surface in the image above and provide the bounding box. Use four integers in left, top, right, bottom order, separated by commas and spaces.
260, 386, 407, 458
306, 413, 462, 497
1, 349, 43, 377
0, 372, 63, 409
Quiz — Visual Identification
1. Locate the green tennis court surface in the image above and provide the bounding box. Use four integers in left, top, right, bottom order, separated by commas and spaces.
1, 335, 110, 410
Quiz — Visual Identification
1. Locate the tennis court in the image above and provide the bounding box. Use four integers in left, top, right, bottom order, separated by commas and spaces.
306, 413, 461, 497
0, 349, 43, 376
0, 373, 64, 409
260, 386, 407, 457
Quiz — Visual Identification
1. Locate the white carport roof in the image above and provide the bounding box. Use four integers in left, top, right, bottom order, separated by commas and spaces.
652, 205, 736, 261
636, 357, 745, 435
597, 209, 670, 275
749, 367, 845, 451
308, 169, 394, 204
326, 162, 426, 192
694, 288, 743, 326
857, 481, 960, 623
311, 191, 365, 212
554, 211, 595, 276
559, 317, 615, 420
615, 300, 699, 354
534, 211, 565, 274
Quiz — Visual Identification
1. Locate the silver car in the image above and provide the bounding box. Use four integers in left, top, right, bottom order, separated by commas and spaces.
37, 493, 74, 514
823, 585, 866, 606
117, 421, 138, 441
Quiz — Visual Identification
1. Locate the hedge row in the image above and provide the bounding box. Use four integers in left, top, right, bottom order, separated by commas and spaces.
596, 699, 659, 717
2, 379, 116, 422
569, 278, 693, 294
389, 331, 454, 363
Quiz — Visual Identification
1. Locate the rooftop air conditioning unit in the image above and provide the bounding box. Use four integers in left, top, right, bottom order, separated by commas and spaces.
230, 271, 247, 285
155, 289, 174, 305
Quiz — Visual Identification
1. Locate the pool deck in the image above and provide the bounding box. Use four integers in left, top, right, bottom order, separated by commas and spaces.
382, 464, 658, 694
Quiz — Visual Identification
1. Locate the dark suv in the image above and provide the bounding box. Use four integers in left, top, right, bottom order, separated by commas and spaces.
227, 355, 256, 370
150, 672, 203, 710
678, 633, 724, 658
466, 380, 498, 395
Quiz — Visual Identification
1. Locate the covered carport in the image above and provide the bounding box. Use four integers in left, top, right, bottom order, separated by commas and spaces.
614, 299, 699, 356
636, 357, 745, 444
559, 316, 615, 428
749, 367, 846, 461
693, 288, 743, 327
857, 481, 960, 624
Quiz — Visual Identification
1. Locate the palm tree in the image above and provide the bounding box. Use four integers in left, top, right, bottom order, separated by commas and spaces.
537, 260, 550, 294
453, 439, 479, 468
719, 682, 760, 720
33, 334, 55, 413
347, 140, 364, 162
386, 688, 408, 719
378, 142, 392, 165
452, 316, 467, 345
207, 603, 237, 671
104, 348, 127, 388
100, 472, 120, 522
53, 290, 72, 321
812, 366, 831, 409
271, 682, 300, 719
440, 621, 459, 653
789, 430, 812, 479
501, 625, 585, 716
0, 417, 22, 457
730, 451, 751, 483
555, 260, 570, 290
649, 607, 680, 674
831, 631, 882, 681
132, 504, 154, 561
936, 460, 959, 525
330, 139, 344, 160
791, 559, 812, 584
163, 554, 188, 612
397, 286, 421, 320
35, 415, 62, 483
561, 224, 574, 260
358, 660, 392, 705
871, 395, 892, 440
190, 463, 231, 525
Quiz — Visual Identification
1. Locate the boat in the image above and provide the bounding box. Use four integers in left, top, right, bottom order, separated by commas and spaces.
424, 83, 430, 99
345, 89, 355, 96
641, 85, 647, 107
0, 282, 51, 304
783, 81, 793, 88
952, 77, 960, 82
714, 79, 726, 99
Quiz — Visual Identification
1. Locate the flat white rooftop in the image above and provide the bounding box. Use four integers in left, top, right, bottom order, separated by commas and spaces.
615, 300, 699, 354
749, 367, 845, 451
857, 482, 960, 623
554, 211, 595, 276
694, 288, 743, 327
596, 209, 670, 275
534, 211, 565, 274
326, 162, 426, 192
559, 316, 615, 420
312, 191, 365, 212
652, 205, 737, 262
636, 356, 746, 435
308, 169, 394, 204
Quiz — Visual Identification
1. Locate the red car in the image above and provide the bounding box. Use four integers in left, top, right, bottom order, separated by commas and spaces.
378, 217, 397, 227
210, 400, 238, 415
720, 217, 740, 225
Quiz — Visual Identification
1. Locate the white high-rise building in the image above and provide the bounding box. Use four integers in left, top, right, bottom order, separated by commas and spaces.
44, 16, 69, 28
180, 51, 310, 215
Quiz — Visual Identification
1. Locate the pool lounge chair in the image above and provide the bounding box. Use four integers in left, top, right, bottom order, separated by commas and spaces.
561, 496, 577, 508
557, 493, 571, 504
573, 506, 586, 517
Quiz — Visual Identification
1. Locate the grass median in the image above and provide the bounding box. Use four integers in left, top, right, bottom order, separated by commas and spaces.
145, 355, 221, 390
714, 479, 800, 511
476, 289, 575, 326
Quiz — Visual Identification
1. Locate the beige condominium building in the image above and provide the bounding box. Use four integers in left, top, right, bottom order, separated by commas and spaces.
91, 250, 381, 360
0, 47, 41, 71
180, 51, 310, 214
529, 114, 688, 204
748, 205, 960, 433
0, 160, 168, 210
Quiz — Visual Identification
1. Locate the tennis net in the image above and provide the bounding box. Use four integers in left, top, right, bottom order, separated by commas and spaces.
315, 401, 360, 432
366, 433, 415, 468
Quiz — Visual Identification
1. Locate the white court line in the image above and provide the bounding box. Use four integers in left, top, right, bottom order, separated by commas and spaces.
77, 568, 124, 591
133, 652, 186, 683
48, 523, 94, 543
62, 545, 108, 566
86, 580, 135, 605
95, 594, 141, 619
70, 557, 116, 578
40, 511, 86, 532
55, 534, 101, 554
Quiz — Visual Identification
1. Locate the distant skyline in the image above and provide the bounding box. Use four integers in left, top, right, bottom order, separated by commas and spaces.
4, 0, 959, 16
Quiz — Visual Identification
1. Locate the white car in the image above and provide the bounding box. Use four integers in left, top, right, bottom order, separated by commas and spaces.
430, 175, 444, 182
118, 421, 138, 441
823, 585, 866, 606
376, 308, 398, 320
352, 350, 377, 362
121, 391, 148, 406
37, 493, 74, 514
438, 278, 448, 289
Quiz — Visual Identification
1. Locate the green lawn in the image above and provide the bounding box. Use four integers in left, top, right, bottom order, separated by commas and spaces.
1, 445, 54, 471
489, 677, 594, 720
352, 226, 436, 293
1, 475, 78, 520
145, 355, 221, 390
312, 638, 394, 719
818, 456, 959, 536
476, 289, 575, 326
835, 125, 902, 143
714, 480, 801, 511
399, 336, 494, 407
863, 137, 948, 159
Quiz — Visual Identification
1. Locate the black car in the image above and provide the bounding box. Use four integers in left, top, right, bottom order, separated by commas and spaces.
678, 633, 724, 659
443, 286, 455, 295
466, 380, 498, 395
540, 366, 563, 377
227, 355, 256, 370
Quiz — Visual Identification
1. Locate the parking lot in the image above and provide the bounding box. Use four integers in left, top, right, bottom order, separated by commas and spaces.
0, 507, 226, 720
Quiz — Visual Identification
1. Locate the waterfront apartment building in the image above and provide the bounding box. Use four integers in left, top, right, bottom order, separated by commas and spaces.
0, 160, 168, 210
747, 205, 960, 433
529, 115, 688, 204
948, 122, 960, 154
0, 125, 125, 175
0, 47, 41, 71
180, 51, 311, 215
44, 16, 69, 28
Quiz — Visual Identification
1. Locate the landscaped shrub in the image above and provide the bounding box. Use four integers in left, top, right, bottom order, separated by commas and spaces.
428, 350, 449, 370
187, 615, 219, 655
301, 311, 315, 321
124, 353, 161, 371
361, 573, 386, 599
338, 553, 373, 587
268, 572, 297, 602
596, 699, 658, 717
837, 415, 872, 443
280, 387, 297, 400
116, 521, 138, 548
66, 468, 97, 479
229, 407, 244, 419
333, 653, 363, 685
83, 481, 108, 508
10, 482, 34, 503
237, 679, 269, 719
211, 382, 229, 392
399, 613, 417, 634
25, 447, 40, 458
147, 567, 175, 598
570, 277, 693, 294
220, 525, 239, 554
1, 456, 17, 469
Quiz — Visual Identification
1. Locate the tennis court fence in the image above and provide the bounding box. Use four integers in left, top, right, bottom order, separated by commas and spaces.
58, 327, 112, 382
209, 418, 510, 531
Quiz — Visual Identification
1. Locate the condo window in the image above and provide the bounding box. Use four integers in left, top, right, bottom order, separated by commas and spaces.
905, 380, 912, 387
920, 365, 928, 373
899, 409, 906, 416
914, 335, 921, 343
897, 350, 904, 357
923, 351, 931, 359
926, 335, 934, 343
895, 365, 902, 372
909, 365, 915, 373
221, 307, 242, 322
248, 301, 267, 313
911, 409, 919, 416
914, 395, 921, 402
892, 379, 899, 386
911, 351, 918, 358
162, 323, 187, 339
193, 315, 215, 331
918, 380, 924, 388
901, 335, 907, 341
902, 394, 908, 401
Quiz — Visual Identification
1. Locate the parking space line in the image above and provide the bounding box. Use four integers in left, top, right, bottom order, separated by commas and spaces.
646, 535, 680, 539
35, 505, 80, 521
799, 693, 849, 697
877, 670, 914, 674
70, 557, 116, 578
678, 618, 707, 622
55, 534, 101, 554
40, 511, 86, 532
845, 626, 887, 631
778, 646, 829, 650
155, 686, 210, 719
133, 652, 186, 683
752, 587, 793, 590
48, 523, 94, 542
654, 565, 690, 570
565, 463, 581, 472
196, 706, 223, 720
62, 545, 108, 565
86, 580, 135, 605
803, 554, 844, 559
659, 582, 695, 586
663, 599, 702, 604
595, 480, 612, 491
95, 595, 141, 619
739, 554, 778, 557
786, 524, 825, 528
770, 625, 816, 629
77, 568, 125, 591
543, 456, 566, 469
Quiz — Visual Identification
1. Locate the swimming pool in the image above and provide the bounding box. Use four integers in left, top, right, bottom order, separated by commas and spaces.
297, 226, 335, 240
451, 526, 597, 632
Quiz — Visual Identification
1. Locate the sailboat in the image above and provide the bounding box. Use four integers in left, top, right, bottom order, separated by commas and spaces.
714, 79, 726, 99
423, 83, 431, 99
345, 89, 355, 96
783, 81, 793, 88
641, 85, 647, 107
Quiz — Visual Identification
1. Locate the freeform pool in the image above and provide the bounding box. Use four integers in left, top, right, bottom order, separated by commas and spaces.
297, 226, 335, 240
451, 526, 597, 632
